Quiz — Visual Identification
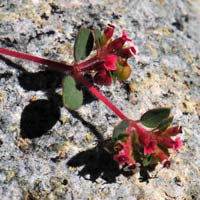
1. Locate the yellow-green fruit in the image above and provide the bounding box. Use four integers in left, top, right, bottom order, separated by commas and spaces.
114, 65, 131, 80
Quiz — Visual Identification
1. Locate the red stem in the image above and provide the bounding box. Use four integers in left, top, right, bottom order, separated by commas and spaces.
0, 47, 129, 120
75, 56, 99, 71
73, 73, 128, 120
0, 48, 73, 72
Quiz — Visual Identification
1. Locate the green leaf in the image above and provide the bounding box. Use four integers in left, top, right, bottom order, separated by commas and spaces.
140, 108, 171, 128
93, 29, 102, 48
113, 120, 130, 140
156, 116, 173, 131
143, 154, 152, 167
143, 154, 158, 167
62, 76, 83, 110
116, 133, 128, 141
74, 28, 94, 62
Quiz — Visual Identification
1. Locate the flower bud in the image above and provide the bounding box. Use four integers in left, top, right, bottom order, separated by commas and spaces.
104, 24, 115, 41
173, 137, 182, 151
144, 140, 156, 155
163, 160, 171, 168
107, 31, 132, 52
114, 64, 131, 80
162, 126, 182, 137
118, 46, 137, 58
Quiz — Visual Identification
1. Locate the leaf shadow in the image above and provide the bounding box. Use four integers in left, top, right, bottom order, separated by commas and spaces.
20, 98, 61, 139
18, 70, 63, 139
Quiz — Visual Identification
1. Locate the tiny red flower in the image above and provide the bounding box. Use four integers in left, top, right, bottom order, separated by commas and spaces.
107, 30, 132, 52
173, 137, 182, 151
152, 134, 182, 151
162, 126, 182, 137
113, 135, 136, 169
93, 55, 117, 85
153, 135, 174, 148
138, 132, 150, 147
113, 153, 129, 166
103, 55, 117, 70
93, 69, 112, 86
144, 140, 157, 155
118, 46, 137, 58
104, 24, 115, 41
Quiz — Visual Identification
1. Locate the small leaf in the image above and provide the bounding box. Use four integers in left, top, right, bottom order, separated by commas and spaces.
116, 133, 128, 141
140, 108, 171, 128
62, 76, 83, 110
113, 120, 130, 140
74, 28, 94, 62
93, 29, 102, 48
157, 116, 173, 131
143, 154, 152, 167
143, 154, 158, 167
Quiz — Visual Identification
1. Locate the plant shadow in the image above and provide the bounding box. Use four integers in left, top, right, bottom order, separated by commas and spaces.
67, 139, 157, 183
18, 70, 97, 139
67, 140, 133, 183
20, 98, 61, 139
0, 55, 157, 183
0, 55, 97, 139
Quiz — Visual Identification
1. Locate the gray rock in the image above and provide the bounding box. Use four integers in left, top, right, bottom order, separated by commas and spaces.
0, 0, 200, 199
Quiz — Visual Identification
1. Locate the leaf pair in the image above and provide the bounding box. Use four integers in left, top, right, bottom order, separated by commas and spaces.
63, 28, 96, 110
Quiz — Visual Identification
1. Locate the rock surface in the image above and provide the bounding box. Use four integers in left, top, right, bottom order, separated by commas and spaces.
0, 0, 200, 199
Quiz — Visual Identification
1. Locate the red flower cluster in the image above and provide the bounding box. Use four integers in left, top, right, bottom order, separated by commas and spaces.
92, 24, 137, 86
113, 120, 182, 169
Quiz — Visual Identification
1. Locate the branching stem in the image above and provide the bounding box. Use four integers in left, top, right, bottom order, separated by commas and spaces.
0, 47, 130, 120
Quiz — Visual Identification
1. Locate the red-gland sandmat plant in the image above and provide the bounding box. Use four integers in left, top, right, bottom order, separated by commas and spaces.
0, 24, 182, 173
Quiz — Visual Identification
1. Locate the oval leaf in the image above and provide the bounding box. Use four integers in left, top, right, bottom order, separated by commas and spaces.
157, 116, 173, 131
74, 28, 94, 62
62, 76, 83, 110
140, 108, 171, 128
113, 120, 130, 140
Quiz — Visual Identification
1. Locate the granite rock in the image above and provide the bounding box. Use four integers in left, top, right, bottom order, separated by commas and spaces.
0, 0, 200, 199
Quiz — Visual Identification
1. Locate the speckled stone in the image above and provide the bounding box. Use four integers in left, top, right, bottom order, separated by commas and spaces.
0, 0, 200, 199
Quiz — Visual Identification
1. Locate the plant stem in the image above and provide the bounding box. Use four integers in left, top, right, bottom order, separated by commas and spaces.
0, 47, 129, 120
74, 56, 100, 71
0, 48, 73, 72
73, 73, 128, 120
